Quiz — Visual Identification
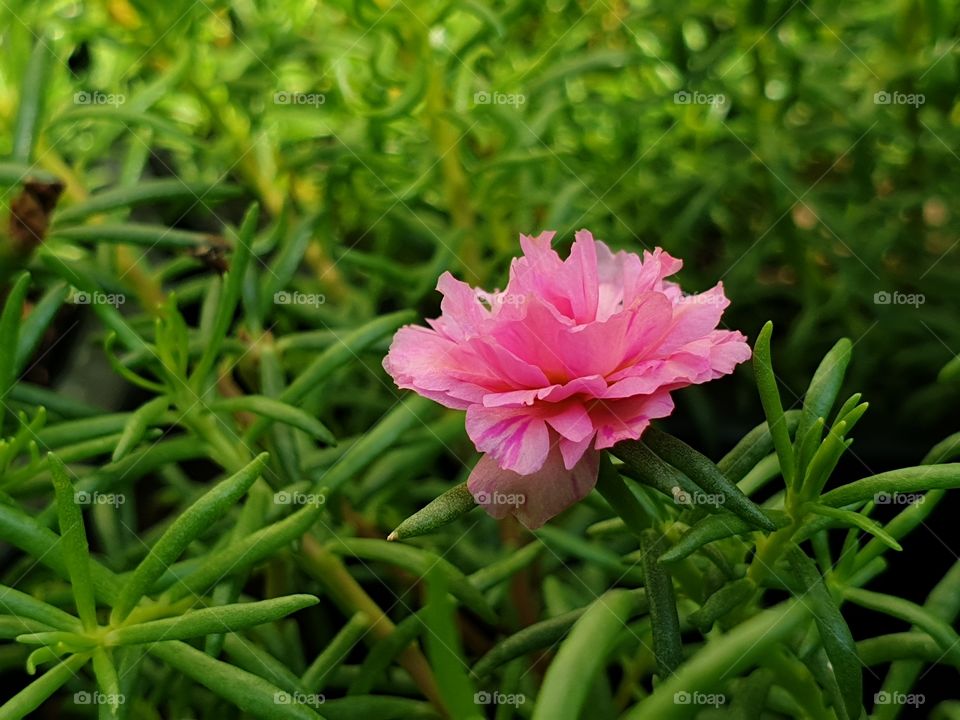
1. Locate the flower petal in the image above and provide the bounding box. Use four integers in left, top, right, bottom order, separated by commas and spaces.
467, 446, 600, 528
465, 405, 551, 475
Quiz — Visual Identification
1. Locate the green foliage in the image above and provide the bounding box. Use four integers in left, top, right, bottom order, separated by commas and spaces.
1, 1, 959, 718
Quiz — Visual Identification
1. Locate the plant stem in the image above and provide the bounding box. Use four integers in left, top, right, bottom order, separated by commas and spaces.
299, 534, 447, 716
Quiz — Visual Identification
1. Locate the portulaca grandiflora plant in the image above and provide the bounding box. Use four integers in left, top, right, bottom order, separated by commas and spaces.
383, 232, 960, 720
2, 226, 958, 720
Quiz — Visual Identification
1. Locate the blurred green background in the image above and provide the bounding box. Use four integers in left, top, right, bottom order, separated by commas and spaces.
5, 0, 958, 460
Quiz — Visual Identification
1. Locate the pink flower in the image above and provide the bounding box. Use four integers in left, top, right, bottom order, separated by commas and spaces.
383, 231, 751, 528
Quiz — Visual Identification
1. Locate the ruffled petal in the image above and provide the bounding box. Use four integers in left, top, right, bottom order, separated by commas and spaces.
465, 405, 551, 475
467, 446, 600, 528
590, 391, 676, 449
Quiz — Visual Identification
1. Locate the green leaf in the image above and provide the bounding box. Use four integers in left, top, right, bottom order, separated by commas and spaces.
91, 647, 122, 717
623, 600, 810, 720
610, 439, 700, 502
307, 697, 437, 719
48, 453, 98, 630
857, 632, 953, 667
688, 577, 756, 632
801, 404, 868, 500
819, 464, 960, 507
52, 180, 242, 225
0, 501, 118, 604
308, 394, 433, 495
301, 612, 370, 692
659, 510, 789, 564
844, 587, 960, 666
640, 529, 684, 679
0, 163, 59, 187
642, 428, 777, 531
11, 37, 52, 163
422, 566, 480, 719
163, 501, 324, 602
875, 560, 960, 720
245, 311, 416, 443
261, 214, 318, 317
532, 590, 646, 720
112, 396, 169, 462
805, 503, 902, 551
752, 321, 796, 489
594, 454, 651, 538
0, 652, 90, 720
111, 452, 268, 622
388, 481, 476, 541
14, 282, 69, 377
717, 410, 801, 483
534, 526, 644, 584
0, 584, 82, 632
853, 490, 942, 574
190, 203, 258, 392
212, 395, 335, 445
347, 611, 425, 697
326, 538, 495, 624
51, 223, 219, 249
106, 595, 318, 645
259, 344, 301, 482
0, 272, 31, 437
148, 641, 324, 720
796, 338, 852, 446
471, 608, 585, 680
795, 417, 826, 482
784, 547, 861, 720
